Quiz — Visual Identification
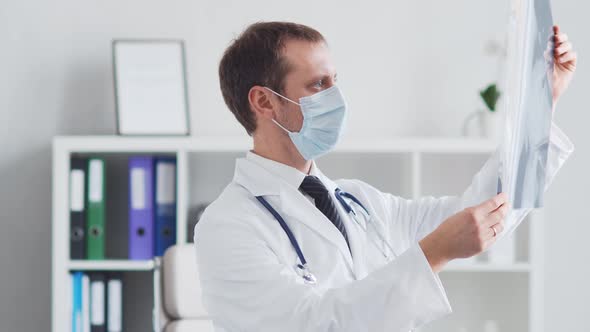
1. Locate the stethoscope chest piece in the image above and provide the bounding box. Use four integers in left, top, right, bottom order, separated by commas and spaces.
297, 264, 317, 285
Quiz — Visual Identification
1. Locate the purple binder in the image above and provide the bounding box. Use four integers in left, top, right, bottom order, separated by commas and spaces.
128, 156, 154, 260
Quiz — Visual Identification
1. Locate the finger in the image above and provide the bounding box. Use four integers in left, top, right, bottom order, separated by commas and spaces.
553, 25, 560, 35
559, 51, 577, 64
554, 33, 568, 44
555, 41, 572, 56
483, 222, 504, 246
490, 221, 505, 237
482, 204, 508, 228
485, 226, 496, 240
476, 193, 508, 214
491, 200, 510, 214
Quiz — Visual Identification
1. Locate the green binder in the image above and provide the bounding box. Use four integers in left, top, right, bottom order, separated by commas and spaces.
86, 158, 105, 260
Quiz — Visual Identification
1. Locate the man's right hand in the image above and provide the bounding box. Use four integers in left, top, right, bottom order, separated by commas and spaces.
419, 193, 509, 273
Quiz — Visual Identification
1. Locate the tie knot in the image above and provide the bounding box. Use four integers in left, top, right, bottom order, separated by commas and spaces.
299, 175, 329, 198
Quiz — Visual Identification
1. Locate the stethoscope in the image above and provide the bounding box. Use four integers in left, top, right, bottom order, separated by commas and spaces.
255, 189, 397, 286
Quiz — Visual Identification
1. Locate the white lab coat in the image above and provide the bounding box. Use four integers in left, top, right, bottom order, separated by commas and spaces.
194, 123, 573, 332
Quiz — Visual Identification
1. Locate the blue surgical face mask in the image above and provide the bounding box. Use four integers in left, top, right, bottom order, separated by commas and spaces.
264, 85, 348, 160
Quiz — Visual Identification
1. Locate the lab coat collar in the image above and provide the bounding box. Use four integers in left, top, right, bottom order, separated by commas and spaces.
235, 151, 327, 196
233, 155, 354, 268
233, 156, 281, 196
245, 151, 308, 191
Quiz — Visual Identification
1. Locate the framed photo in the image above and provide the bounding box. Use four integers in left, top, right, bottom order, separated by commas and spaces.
113, 39, 190, 136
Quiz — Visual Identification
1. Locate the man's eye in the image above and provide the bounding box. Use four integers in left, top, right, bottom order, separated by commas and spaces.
313, 80, 324, 89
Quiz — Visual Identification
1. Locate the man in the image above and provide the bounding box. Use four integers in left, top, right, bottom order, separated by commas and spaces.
195, 22, 576, 331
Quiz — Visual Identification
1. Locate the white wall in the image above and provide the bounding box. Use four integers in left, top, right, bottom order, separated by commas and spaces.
0, 0, 587, 330
544, 2, 590, 330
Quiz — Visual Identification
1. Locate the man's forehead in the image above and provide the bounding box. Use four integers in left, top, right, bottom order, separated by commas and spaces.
282, 39, 336, 76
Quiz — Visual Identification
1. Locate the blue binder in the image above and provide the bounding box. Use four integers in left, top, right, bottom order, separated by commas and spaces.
154, 157, 177, 256
72, 272, 83, 332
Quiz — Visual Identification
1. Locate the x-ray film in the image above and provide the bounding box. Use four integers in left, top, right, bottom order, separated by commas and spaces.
501, 0, 554, 209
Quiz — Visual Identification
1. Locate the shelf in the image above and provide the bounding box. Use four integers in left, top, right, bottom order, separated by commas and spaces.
52, 134, 541, 332
53, 135, 497, 154
68, 259, 155, 271
443, 262, 531, 272
53, 135, 249, 153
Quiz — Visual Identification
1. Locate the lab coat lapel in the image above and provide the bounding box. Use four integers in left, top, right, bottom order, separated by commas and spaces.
279, 184, 354, 269
315, 170, 369, 279
233, 157, 354, 269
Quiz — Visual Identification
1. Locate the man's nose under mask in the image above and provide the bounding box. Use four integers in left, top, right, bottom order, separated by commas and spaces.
264, 85, 348, 160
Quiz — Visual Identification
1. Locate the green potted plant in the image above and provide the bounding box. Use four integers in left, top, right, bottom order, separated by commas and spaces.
480, 83, 502, 138
462, 82, 503, 138
462, 35, 507, 139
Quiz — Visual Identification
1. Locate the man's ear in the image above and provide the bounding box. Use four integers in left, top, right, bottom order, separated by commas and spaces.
248, 86, 278, 121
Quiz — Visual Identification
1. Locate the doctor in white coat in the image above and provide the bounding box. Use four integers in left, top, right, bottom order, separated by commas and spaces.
194, 22, 577, 331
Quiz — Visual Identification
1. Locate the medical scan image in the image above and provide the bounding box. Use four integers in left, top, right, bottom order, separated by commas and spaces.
502, 0, 555, 209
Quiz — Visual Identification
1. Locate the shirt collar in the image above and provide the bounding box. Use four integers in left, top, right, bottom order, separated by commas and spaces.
246, 151, 321, 190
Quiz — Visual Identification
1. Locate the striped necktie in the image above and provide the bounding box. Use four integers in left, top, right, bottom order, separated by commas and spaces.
299, 175, 351, 253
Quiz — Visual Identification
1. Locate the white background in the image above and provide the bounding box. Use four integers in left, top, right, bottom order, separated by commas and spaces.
0, 1, 586, 330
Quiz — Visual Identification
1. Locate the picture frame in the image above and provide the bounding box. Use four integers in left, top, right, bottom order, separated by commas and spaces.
112, 39, 191, 136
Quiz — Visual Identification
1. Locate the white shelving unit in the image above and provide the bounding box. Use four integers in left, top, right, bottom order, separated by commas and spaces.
67, 260, 155, 271
52, 135, 543, 332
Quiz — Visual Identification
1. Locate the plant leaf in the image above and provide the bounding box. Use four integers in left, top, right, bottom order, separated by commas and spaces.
480, 83, 501, 112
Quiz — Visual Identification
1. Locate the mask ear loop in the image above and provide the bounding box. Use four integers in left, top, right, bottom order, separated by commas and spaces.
263, 87, 301, 106
263, 87, 301, 134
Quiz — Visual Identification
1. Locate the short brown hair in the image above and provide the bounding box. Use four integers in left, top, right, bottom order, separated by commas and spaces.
218, 21, 325, 135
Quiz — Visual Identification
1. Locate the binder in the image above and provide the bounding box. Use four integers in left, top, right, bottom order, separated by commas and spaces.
72, 272, 83, 332
70, 157, 87, 259
107, 273, 123, 332
87, 158, 106, 260
154, 157, 177, 256
90, 273, 106, 332
128, 157, 154, 260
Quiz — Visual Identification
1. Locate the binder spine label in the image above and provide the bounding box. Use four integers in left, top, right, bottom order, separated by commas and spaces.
89, 160, 103, 203
130, 168, 146, 210
107, 279, 123, 331
70, 170, 85, 212
90, 281, 105, 325
156, 163, 176, 204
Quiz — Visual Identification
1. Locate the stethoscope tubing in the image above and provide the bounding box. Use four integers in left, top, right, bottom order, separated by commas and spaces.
256, 189, 397, 284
